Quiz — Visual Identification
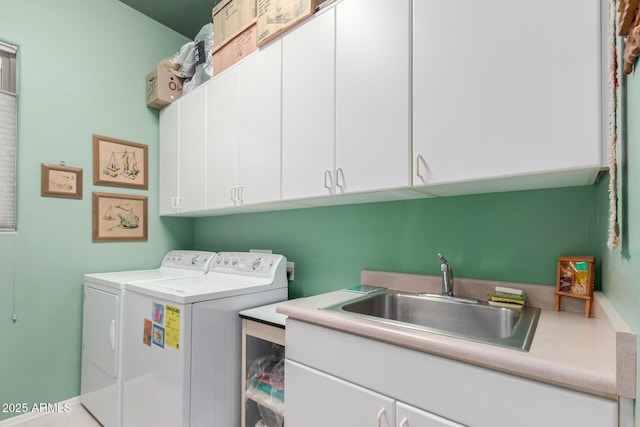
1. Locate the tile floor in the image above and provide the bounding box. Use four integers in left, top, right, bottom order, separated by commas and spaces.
0, 404, 101, 427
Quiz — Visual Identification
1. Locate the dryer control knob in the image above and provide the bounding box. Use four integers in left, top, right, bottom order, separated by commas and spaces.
251, 258, 263, 271
191, 255, 200, 265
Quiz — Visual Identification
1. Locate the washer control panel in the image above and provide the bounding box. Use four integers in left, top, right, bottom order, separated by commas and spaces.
211, 252, 284, 275
161, 250, 216, 271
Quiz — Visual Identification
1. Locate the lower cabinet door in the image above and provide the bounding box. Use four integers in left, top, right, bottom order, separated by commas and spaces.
286, 359, 395, 427
396, 402, 463, 427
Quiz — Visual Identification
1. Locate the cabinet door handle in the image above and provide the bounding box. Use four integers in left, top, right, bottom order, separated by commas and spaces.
335, 168, 345, 192
376, 408, 386, 427
416, 154, 424, 179
399, 417, 408, 427
323, 170, 333, 192
230, 187, 237, 204
171, 196, 182, 210
237, 185, 244, 203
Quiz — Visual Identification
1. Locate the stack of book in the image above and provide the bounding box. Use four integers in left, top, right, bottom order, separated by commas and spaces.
487, 286, 526, 310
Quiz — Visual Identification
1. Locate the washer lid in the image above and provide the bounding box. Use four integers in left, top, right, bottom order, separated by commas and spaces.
126, 273, 285, 304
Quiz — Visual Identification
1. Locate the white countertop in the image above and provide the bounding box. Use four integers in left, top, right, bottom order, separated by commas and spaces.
276, 271, 635, 399
240, 301, 287, 328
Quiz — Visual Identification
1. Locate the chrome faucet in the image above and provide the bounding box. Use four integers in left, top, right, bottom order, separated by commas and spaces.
438, 253, 453, 296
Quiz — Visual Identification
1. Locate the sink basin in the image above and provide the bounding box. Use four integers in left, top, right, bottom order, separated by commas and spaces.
324, 291, 540, 351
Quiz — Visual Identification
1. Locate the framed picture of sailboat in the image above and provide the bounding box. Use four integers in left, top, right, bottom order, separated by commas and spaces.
93, 134, 148, 189
92, 192, 148, 242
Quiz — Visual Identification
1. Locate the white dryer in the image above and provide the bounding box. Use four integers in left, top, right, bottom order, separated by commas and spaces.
80, 250, 216, 427
122, 252, 288, 427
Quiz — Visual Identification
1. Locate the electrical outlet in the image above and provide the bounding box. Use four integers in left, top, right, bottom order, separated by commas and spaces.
286, 262, 295, 281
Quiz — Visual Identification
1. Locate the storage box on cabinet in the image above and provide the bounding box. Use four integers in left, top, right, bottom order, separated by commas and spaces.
256, 0, 320, 47
213, 0, 257, 47
212, 20, 258, 75
146, 64, 183, 109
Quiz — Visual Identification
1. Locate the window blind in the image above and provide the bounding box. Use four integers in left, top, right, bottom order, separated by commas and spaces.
0, 40, 16, 231
0, 90, 16, 230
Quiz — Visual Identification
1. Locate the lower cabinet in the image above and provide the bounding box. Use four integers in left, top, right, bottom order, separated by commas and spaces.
286, 359, 462, 427
285, 319, 619, 427
396, 402, 463, 427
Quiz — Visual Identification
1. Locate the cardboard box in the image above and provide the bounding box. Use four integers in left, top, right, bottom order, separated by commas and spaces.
212, 20, 258, 75
212, 0, 257, 47
256, 0, 319, 47
146, 65, 183, 110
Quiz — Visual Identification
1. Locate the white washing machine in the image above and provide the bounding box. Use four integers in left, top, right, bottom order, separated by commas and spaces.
80, 250, 216, 427
122, 252, 288, 427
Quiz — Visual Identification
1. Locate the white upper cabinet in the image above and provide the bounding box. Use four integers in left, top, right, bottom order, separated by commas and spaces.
178, 86, 208, 212
282, 8, 336, 201
237, 40, 282, 206
159, 101, 180, 215
334, 0, 411, 194
159, 0, 605, 216
206, 65, 240, 210
413, 0, 602, 195
158, 88, 207, 215
206, 41, 282, 211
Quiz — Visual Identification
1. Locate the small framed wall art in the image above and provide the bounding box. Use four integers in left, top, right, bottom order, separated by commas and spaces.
555, 256, 596, 317
93, 134, 148, 190
92, 192, 148, 242
41, 163, 83, 199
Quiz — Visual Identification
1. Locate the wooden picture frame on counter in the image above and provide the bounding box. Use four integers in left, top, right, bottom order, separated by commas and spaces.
555, 256, 596, 318
93, 134, 148, 190
92, 192, 148, 242
41, 163, 83, 199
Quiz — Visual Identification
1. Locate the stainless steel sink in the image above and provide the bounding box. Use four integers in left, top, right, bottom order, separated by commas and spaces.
324, 291, 540, 351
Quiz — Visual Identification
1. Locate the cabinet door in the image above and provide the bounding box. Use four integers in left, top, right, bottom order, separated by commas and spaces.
178, 86, 207, 212
207, 66, 241, 210
335, 0, 411, 194
413, 0, 601, 189
237, 41, 282, 206
286, 359, 395, 427
282, 8, 336, 200
396, 402, 463, 427
159, 101, 180, 215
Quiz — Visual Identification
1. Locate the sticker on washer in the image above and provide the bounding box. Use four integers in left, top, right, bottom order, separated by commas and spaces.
165, 305, 180, 350
142, 318, 152, 346
152, 302, 165, 325
152, 324, 165, 348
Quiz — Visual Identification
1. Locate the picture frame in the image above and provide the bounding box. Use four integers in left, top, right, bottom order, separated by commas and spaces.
93, 134, 148, 190
555, 256, 596, 317
92, 192, 148, 242
41, 163, 83, 199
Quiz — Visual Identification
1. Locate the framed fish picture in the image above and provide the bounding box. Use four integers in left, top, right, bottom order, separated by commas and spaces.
93, 134, 148, 190
92, 192, 148, 242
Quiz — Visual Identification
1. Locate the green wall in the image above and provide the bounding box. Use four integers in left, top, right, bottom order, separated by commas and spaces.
1, 1, 637, 425
0, 0, 192, 420
194, 186, 600, 299
599, 68, 640, 424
